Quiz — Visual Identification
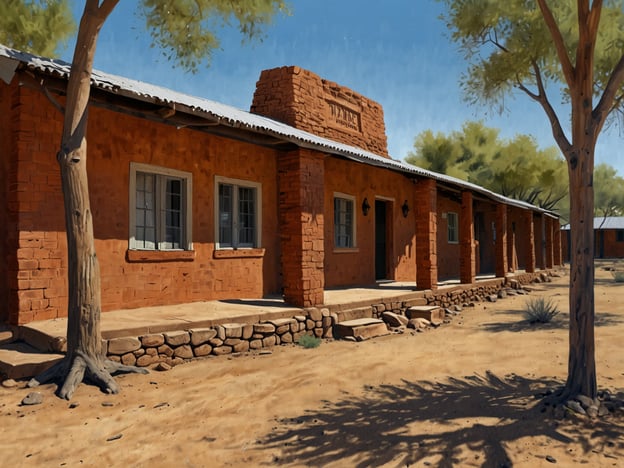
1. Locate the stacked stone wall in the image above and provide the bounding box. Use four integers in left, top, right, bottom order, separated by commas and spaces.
102, 270, 555, 368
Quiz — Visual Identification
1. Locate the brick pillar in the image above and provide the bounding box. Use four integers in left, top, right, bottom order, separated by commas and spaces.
553, 219, 563, 266
545, 217, 554, 268
460, 191, 475, 284
415, 178, 437, 289
524, 210, 536, 273
495, 204, 508, 278
278, 149, 325, 307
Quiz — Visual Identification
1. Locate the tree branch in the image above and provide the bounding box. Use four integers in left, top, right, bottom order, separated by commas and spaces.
536, 0, 576, 87
518, 61, 573, 155
593, 53, 624, 134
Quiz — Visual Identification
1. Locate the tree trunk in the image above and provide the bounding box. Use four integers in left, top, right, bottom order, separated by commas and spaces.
563, 147, 597, 400
28, 0, 146, 400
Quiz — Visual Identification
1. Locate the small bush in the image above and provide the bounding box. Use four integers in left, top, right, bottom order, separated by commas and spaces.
612, 271, 624, 283
525, 297, 560, 324
297, 334, 322, 349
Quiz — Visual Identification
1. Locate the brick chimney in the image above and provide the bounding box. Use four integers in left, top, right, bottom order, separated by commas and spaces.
251, 66, 389, 158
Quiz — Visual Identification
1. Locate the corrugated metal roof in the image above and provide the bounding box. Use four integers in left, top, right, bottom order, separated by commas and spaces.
561, 217, 624, 230
0, 44, 558, 217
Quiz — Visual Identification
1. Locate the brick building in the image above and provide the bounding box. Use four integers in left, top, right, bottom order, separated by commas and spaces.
561, 217, 624, 261
0, 46, 562, 326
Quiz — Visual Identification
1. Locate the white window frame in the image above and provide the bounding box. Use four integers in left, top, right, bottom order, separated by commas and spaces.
334, 192, 356, 249
214, 176, 262, 249
129, 162, 193, 251
447, 211, 459, 244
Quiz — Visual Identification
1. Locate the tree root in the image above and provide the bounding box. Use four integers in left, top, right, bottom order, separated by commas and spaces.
28, 351, 149, 400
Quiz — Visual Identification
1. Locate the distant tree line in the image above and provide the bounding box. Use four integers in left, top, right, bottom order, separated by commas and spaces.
405, 121, 624, 222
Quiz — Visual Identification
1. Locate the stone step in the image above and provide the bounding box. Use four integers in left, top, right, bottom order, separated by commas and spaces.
0, 325, 17, 346
0, 342, 63, 380
406, 306, 444, 324
334, 318, 390, 341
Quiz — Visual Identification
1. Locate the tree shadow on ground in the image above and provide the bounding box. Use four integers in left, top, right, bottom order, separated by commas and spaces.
481, 310, 623, 333
257, 372, 624, 467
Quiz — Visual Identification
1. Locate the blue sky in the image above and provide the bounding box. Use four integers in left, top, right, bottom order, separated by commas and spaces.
63, 0, 622, 171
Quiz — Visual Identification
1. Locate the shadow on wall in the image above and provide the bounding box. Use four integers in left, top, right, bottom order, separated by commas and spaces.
259, 372, 624, 467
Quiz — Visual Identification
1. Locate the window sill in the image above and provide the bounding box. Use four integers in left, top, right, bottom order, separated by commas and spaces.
126, 249, 195, 262
333, 248, 359, 254
214, 248, 265, 259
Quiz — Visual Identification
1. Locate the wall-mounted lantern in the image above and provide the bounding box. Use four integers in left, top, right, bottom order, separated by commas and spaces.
362, 197, 371, 216
402, 200, 410, 218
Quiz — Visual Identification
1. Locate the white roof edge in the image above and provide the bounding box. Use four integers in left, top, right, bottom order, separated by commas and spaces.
0, 44, 558, 218
561, 216, 624, 230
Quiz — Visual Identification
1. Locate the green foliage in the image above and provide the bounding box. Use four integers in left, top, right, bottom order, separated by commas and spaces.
406, 121, 568, 211
524, 296, 560, 323
140, 0, 289, 72
438, 1, 624, 117
612, 271, 624, 283
594, 163, 624, 219
296, 334, 322, 349
0, 0, 75, 56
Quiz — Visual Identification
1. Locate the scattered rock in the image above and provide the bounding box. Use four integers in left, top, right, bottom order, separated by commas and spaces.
155, 362, 172, 371
106, 434, 122, 442
566, 400, 586, 415
102, 402, 114, 407
545, 455, 557, 463
576, 394, 593, 408
21, 392, 43, 406
2, 379, 18, 389
486, 294, 498, 303
69, 402, 79, 409
153, 402, 169, 409
382, 311, 408, 327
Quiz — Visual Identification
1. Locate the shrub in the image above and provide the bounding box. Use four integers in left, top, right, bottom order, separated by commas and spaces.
525, 297, 559, 324
612, 271, 624, 283
297, 334, 322, 349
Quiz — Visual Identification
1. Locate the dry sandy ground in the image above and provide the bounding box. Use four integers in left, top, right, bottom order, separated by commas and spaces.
1, 262, 623, 468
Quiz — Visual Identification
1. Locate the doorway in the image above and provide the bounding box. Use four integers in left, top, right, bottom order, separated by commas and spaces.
375, 200, 391, 280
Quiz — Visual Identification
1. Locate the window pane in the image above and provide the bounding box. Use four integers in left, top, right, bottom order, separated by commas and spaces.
135, 172, 155, 248
334, 197, 353, 248
219, 184, 233, 247
447, 213, 458, 243
162, 177, 182, 249
238, 187, 256, 247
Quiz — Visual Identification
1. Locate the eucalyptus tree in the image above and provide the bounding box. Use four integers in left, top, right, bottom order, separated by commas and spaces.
439, 0, 624, 400
406, 121, 568, 211
594, 163, 624, 222
0, 0, 74, 56
24, 0, 288, 400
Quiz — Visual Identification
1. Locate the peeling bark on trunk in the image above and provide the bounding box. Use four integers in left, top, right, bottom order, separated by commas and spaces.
28, 0, 146, 399
564, 150, 597, 400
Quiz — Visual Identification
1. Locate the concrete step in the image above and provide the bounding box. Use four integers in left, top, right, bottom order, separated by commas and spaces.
334, 318, 390, 341
0, 342, 63, 380
406, 306, 444, 324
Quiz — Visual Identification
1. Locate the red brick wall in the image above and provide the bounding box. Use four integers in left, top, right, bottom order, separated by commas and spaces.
436, 193, 461, 281
323, 158, 416, 287
415, 179, 438, 289
508, 207, 531, 271
6, 84, 66, 325
599, 230, 624, 258
251, 66, 389, 157
6, 80, 282, 324
0, 80, 13, 323
278, 149, 325, 306
474, 201, 497, 275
